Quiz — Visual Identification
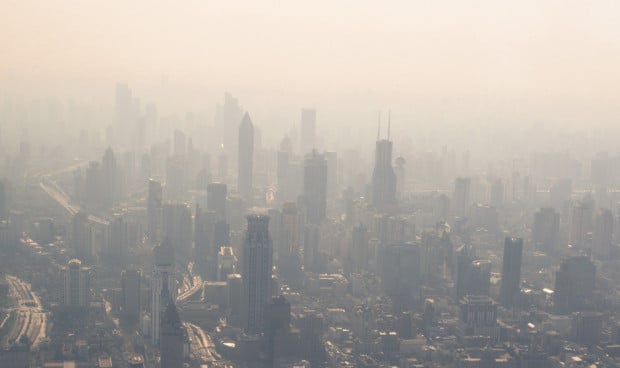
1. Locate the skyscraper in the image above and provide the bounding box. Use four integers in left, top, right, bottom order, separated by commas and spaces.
70, 212, 94, 263
151, 239, 177, 345
300, 108, 317, 155
453, 177, 471, 219
147, 179, 163, 244
593, 208, 613, 258
351, 223, 369, 273
101, 147, 118, 208
64, 259, 91, 309
238, 112, 254, 206
241, 214, 273, 333
121, 269, 141, 324
569, 198, 594, 248
0, 181, 7, 221
371, 128, 397, 211
533, 208, 560, 253
160, 301, 184, 368
554, 256, 595, 314
499, 237, 523, 307
162, 202, 192, 259
207, 182, 227, 221
303, 150, 328, 224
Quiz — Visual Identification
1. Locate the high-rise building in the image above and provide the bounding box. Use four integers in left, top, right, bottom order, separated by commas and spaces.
64, 259, 91, 308
554, 256, 595, 314
499, 237, 523, 307
101, 147, 118, 208
456, 248, 491, 300
106, 215, 128, 262
238, 112, 254, 205
121, 269, 141, 323
241, 215, 273, 333
151, 239, 177, 345
490, 178, 504, 208
453, 177, 471, 219
458, 295, 499, 342
303, 224, 321, 273
300, 108, 317, 155
351, 223, 369, 273
380, 242, 422, 311
533, 208, 560, 253
279, 202, 299, 258
371, 131, 397, 211
147, 179, 163, 244
569, 198, 595, 248
70, 212, 94, 263
325, 151, 338, 200
207, 182, 227, 221
593, 208, 613, 258
162, 202, 192, 259
0, 181, 7, 221
303, 150, 328, 224
160, 301, 185, 368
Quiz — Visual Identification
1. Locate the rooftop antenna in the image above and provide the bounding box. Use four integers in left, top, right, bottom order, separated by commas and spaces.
387, 110, 391, 140
377, 111, 381, 140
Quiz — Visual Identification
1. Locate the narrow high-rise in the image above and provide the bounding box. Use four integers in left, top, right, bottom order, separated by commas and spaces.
147, 179, 163, 244
151, 239, 177, 345
160, 301, 185, 368
64, 259, 91, 309
533, 208, 560, 253
121, 269, 141, 324
371, 124, 397, 211
303, 150, 328, 224
593, 208, 613, 258
499, 237, 523, 307
453, 177, 471, 219
207, 182, 227, 221
241, 215, 273, 333
238, 112, 254, 206
300, 108, 317, 155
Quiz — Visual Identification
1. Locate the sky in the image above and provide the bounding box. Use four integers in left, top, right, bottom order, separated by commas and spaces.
2, 0, 620, 150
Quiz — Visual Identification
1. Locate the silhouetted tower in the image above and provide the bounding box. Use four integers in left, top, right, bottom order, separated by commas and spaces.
160, 301, 184, 368
554, 256, 595, 314
207, 182, 227, 221
238, 112, 254, 206
453, 177, 471, 219
151, 239, 176, 345
0, 181, 7, 220
371, 116, 397, 211
499, 237, 523, 307
303, 150, 328, 224
241, 215, 273, 333
593, 208, 613, 258
533, 208, 560, 253
147, 179, 163, 244
300, 108, 317, 155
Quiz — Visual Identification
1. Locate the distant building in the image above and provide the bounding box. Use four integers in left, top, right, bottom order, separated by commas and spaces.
121, 269, 141, 324
0, 181, 7, 221
499, 237, 523, 308
568, 198, 594, 248
238, 112, 254, 206
303, 150, 328, 224
207, 182, 227, 221
241, 215, 273, 333
64, 259, 91, 308
554, 256, 595, 314
593, 208, 613, 258
160, 301, 185, 368
371, 131, 397, 211
533, 208, 560, 253
300, 108, 317, 155
453, 177, 471, 219
458, 295, 499, 342
456, 248, 491, 300
70, 212, 94, 263
147, 179, 163, 244
162, 202, 192, 259
151, 239, 177, 345
380, 242, 421, 311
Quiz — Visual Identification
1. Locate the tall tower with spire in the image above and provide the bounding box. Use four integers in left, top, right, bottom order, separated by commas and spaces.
371, 112, 397, 211
238, 112, 254, 206
151, 238, 177, 345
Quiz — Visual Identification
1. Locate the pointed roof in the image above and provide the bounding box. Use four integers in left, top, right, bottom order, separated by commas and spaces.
240, 111, 253, 129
